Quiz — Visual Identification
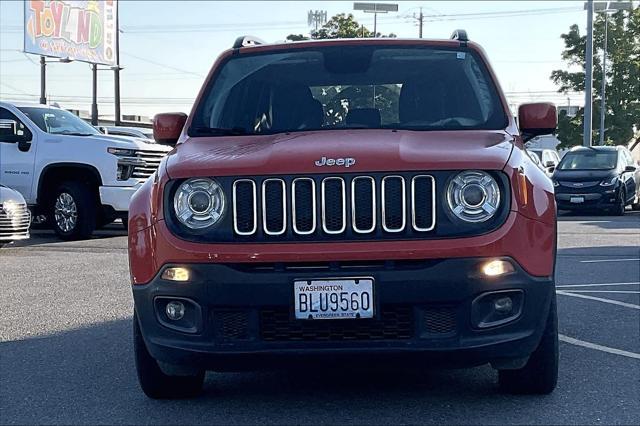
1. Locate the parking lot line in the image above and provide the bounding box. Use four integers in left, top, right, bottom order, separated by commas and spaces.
559, 334, 640, 360
580, 258, 640, 263
556, 282, 640, 288
556, 290, 640, 309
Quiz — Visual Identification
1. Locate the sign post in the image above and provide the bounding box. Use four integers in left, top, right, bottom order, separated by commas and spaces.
353, 3, 398, 37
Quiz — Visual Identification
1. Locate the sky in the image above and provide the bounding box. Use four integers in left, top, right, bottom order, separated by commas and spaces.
0, 0, 595, 119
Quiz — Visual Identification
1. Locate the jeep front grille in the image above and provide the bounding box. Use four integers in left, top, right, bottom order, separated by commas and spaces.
232, 174, 435, 238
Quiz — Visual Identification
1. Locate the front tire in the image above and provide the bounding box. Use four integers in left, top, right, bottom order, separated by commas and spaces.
498, 294, 559, 394
50, 181, 97, 240
611, 189, 626, 216
133, 311, 205, 399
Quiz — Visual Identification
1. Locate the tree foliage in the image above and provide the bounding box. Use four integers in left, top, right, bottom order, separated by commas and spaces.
286, 13, 396, 41
551, 7, 639, 148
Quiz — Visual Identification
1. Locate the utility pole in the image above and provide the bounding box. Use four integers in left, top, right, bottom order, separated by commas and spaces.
599, 13, 608, 145
307, 10, 327, 38
39, 56, 46, 105
91, 64, 98, 125
416, 7, 424, 38
114, 8, 121, 126
583, 0, 594, 147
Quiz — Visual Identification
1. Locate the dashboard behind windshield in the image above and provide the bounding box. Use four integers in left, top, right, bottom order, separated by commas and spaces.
17, 107, 100, 136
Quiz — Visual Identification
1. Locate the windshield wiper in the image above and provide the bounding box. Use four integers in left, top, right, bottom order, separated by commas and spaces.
191, 126, 248, 136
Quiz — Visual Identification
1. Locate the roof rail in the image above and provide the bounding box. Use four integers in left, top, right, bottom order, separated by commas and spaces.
450, 29, 469, 43
233, 35, 265, 49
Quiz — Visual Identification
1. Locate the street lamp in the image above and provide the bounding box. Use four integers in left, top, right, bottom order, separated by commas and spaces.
40, 56, 73, 105
595, 1, 633, 145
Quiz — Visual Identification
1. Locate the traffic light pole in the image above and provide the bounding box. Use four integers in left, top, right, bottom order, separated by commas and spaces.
583, 0, 594, 147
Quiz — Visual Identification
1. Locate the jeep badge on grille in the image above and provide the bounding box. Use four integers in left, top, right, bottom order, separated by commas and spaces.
314, 157, 356, 167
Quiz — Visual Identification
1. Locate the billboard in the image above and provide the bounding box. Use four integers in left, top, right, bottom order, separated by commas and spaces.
24, 0, 119, 66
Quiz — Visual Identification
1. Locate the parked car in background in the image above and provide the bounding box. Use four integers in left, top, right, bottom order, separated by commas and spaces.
0, 101, 172, 240
527, 149, 546, 172
129, 34, 559, 399
98, 125, 155, 141
552, 146, 640, 215
0, 184, 30, 247
528, 148, 560, 177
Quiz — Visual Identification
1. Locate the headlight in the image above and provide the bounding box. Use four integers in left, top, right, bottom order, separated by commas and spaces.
446, 171, 501, 223
599, 176, 618, 187
174, 178, 226, 229
107, 147, 137, 156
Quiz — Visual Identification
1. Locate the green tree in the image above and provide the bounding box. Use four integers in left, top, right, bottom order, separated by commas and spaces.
551, 7, 639, 148
286, 13, 396, 41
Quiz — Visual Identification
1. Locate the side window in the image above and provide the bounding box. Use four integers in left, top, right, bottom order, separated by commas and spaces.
0, 107, 31, 140
621, 150, 633, 166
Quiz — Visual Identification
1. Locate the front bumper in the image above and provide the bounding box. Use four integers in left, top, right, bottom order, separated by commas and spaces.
555, 186, 618, 210
133, 257, 554, 371
99, 182, 143, 212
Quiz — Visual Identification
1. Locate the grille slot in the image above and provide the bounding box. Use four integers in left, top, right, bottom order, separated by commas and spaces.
233, 180, 257, 235
292, 178, 316, 234
262, 179, 286, 235
261, 306, 413, 341
382, 176, 406, 232
423, 307, 456, 334
232, 173, 435, 239
321, 177, 346, 234
411, 175, 436, 232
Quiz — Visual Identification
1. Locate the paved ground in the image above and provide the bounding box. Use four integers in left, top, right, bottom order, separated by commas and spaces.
1, 212, 639, 425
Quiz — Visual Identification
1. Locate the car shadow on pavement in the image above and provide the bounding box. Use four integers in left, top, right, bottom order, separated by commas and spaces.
1, 318, 555, 425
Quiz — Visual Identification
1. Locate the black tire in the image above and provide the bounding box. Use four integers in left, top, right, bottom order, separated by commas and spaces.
133, 311, 204, 399
121, 217, 129, 232
498, 294, 559, 395
49, 181, 97, 240
611, 189, 626, 216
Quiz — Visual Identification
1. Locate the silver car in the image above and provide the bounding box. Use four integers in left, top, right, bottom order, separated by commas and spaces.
0, 185, 31, 247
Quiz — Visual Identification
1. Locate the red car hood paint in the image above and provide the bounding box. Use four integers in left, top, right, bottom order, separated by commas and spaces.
166, 130, 515, 178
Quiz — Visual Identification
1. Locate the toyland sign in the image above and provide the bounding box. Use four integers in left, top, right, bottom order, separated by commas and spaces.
24, 1, 118, 66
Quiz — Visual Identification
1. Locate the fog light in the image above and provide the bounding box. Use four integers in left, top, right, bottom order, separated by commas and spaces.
161, 267, 190, 282
494, 296, 513, 314
482, 260, 515, 277
166, 301, 185, 321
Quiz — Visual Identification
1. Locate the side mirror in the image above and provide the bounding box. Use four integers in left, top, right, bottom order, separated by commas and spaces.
518, 103, 557, 142
153, 112, 187, 146
0, 119, 32, 151
625, 165, 637, 173
543, 160, 556, 168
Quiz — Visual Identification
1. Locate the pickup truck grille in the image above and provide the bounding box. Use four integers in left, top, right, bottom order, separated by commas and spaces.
131, 150, 166, 179
232, 174, 435, 238
0, 202, 30, 240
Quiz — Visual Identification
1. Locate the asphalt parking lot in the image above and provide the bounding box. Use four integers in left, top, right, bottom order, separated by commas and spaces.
1, 212, 638, 425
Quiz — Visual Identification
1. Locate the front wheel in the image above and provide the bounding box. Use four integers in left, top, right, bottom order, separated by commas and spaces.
498, 294, 559, 394
50, 181, 97, 240
611, 189, 626, 216
133, 311, 205, 399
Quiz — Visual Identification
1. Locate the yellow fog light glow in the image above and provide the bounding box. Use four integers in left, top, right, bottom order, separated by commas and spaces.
482, 260, 515, 277
161, 267, 190, 282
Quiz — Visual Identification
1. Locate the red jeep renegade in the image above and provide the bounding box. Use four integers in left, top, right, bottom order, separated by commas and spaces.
129, 31, 559, 399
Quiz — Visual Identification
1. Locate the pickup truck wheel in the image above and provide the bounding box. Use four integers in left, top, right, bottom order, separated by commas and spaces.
498, 294, 558, 394
50, 182, 97, 240
133, 311, 204, 399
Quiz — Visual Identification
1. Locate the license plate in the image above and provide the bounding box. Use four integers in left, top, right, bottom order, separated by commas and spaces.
570, 196, 585, 203
294, 278, 374, 320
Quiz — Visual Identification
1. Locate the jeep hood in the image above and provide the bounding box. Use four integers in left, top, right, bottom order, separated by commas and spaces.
166, 130, 515, 178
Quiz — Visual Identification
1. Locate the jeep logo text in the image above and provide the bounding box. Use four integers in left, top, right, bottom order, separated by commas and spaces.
314, 157, 356, 168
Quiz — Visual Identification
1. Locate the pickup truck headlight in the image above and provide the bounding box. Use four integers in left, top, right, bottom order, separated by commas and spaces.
446, 171, 500, 223
599, 176, 618, 187
174, 178, 225, 229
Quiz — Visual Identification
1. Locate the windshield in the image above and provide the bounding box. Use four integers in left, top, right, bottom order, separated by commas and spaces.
17, 107, 100, 136
191, 45, 508, 136
558, 151, 618, 170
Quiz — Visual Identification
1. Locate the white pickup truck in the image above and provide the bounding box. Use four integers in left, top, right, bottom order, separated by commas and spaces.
0, 101, 172, 240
